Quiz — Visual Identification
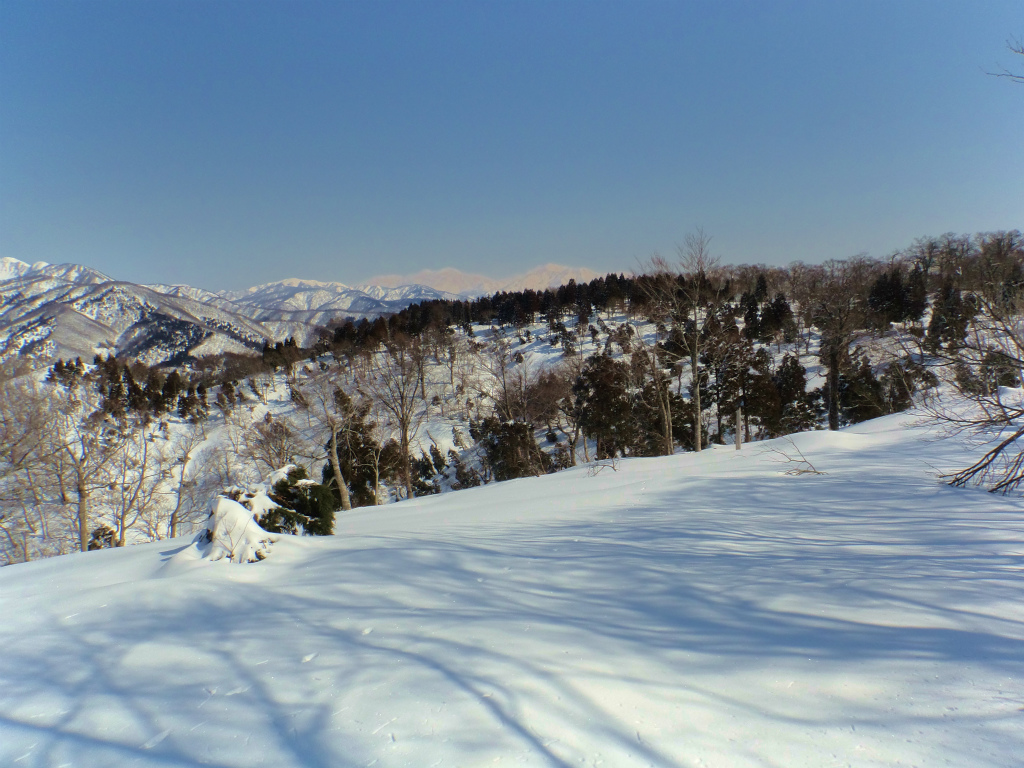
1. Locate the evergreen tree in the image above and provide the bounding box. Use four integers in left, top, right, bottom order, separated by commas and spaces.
258, 466, 336, 536
573, 355, 634, 458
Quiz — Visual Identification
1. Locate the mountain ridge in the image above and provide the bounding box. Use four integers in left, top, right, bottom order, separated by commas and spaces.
0, 258, 607, 364
365, 263, 606, 295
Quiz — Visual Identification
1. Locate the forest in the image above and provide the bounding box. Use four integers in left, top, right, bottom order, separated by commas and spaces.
1, 229, 1021, 564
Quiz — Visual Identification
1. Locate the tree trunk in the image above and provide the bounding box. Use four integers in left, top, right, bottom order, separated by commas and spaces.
660, 386, 673, 456
329, 430, 353, 511
169, 494, 183, 539
827, 348, 841, 431
77, 477, 89, 553
691, 347, 702, 452
400, 430, 413, 498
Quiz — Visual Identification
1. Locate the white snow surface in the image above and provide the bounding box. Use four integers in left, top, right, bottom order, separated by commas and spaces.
1, 413, 1023, 767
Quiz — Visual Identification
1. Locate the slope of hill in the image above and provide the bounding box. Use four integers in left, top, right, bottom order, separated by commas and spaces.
0, 276, 299, 363
1, 411, 1021, 767
1, 264, 464, 364
0, 257, 50, 282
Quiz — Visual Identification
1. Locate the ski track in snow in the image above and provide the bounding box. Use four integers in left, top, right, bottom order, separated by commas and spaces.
1, 412, 1023, 767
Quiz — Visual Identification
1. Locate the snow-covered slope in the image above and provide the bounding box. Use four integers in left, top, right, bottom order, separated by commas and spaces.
1, 262, 475, 363
0, 275, 305, 363
0, 257, 49, 282
1, 412, 1021, 767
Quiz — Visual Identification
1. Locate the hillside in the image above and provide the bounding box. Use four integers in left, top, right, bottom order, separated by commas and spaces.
0, 260, 467, 364
1, 411, 1022, 767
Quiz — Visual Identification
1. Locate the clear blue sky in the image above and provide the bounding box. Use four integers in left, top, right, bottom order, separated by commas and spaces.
1, 0, 1021, 290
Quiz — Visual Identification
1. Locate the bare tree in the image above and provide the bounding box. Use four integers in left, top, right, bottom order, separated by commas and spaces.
105, 423, 163, 547
0, 363, 69, 562
240, 409, 310, 477
484, 334, 533, 423
640, 228, 723, 452
297, 370, 356, 511
360, 339, 428, 498
811, 259, 871, 430
930, 232, 1024, 492
166, 421, 207, 538
46, 385, 130, 552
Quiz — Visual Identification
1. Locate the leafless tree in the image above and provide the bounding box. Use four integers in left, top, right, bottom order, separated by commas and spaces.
359, 339, 428, 498
46, 385, 131, 552
105, 424, 163, 547
811, 259, 871, 430
166, 421, 207, 538
484, 335, 533, 423
0, 363, 69, 561
640, 228, 723, 452
929, 232, 1024, 493
296, 370, 357, 510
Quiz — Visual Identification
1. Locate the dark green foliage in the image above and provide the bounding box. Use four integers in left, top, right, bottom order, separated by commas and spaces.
840, 353, 885, 424
87, 525, 116, 551
258, 466, 336, 536
448, 449, 482, 490
774, 354, 819, 435
878, 359, 931, 413
759, 293, 798, 344
411, 451, 441, 496
926, 282, 976, 352
262, 338, 304, 371
46, 358, 86, 389
868, 268, 927, 329
839, 354, 934, 425
470, 417, 551, 481
980, 349, 1021, 392
629, 379, 686, 456
740, 291, 761, 341
742, 349, 784, 436
573, 355, 634, 458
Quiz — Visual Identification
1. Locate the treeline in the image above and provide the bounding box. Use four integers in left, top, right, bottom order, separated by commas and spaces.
1, 229, 1021, 564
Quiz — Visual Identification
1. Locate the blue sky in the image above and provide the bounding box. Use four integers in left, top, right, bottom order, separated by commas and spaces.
1, 0, 1021, 290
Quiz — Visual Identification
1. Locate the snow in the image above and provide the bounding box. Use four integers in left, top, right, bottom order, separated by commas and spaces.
1, 412, 1023, 767
185, 497, 277, 564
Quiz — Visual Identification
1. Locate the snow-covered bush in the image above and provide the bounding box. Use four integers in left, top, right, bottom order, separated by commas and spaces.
196, 496, 275, 564
222, 465, 336, 537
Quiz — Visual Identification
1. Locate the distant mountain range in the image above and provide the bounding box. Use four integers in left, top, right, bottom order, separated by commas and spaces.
365, 263, 603, 296
0, 257, 602, 365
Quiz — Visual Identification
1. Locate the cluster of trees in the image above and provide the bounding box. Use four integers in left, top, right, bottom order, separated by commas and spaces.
2, 229, 1022, 565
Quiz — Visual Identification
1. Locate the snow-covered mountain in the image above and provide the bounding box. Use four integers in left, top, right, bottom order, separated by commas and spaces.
0, 273, 297, 364
366, 263, 605, 296
0, 258, 527, 364
0, 256, 610, 364
224, 277, 462, 315
0, 262, 337, 363
0, 257, 49, 282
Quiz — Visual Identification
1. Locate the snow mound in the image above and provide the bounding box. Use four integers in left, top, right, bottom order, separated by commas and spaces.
196, 496, 277, 564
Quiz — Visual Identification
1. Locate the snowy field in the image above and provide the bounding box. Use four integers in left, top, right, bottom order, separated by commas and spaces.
1, 413, 1023, 767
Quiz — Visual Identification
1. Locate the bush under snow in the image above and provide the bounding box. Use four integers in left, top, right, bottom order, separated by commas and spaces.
195, 496, 276, 564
